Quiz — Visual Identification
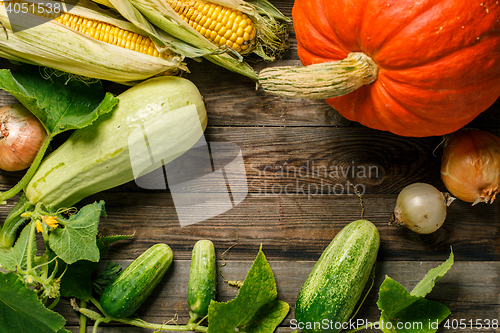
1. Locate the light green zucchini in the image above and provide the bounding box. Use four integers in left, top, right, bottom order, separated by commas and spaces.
24, 76, 207, 209
294, 219, 380, 333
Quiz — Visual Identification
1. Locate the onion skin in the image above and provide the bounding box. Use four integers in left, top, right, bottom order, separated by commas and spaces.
441, 129, 500, 205
391, 183, 448, 234
0, 104, 47, 172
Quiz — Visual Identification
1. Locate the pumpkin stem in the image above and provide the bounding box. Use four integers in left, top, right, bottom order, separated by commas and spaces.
258, 52, 378, 99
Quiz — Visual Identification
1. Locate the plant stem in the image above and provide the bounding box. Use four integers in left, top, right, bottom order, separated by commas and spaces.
47, 296, 60, 310
119, 318, 208, 332
0, 135, 51, 202
343, 321, 380, 333
87, 297, 208, 332
79, 300, 88, 333
258, 52, 378, 99
0, 193, 34, 249
26, 220, 36, 272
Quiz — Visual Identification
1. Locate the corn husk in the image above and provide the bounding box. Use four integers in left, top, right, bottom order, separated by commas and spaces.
91, 0, 290, 80
0, 0, 186, 84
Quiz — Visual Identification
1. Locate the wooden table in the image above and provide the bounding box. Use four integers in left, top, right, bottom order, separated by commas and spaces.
1, 0, 500, 331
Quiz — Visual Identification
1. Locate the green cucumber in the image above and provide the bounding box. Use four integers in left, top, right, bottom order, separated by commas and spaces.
100, 243, 173, 319
187, 239, 217, 321
25, 76, 207, 209
294, 219, 380, 333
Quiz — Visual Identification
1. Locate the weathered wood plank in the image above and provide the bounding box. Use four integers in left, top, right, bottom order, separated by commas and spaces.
77, 193, 489, 265
56, 260, 500, 331
0, 123, 496, 261
7, 191, 491, 262
0, 126, 447, 195
2, 191, 497, 262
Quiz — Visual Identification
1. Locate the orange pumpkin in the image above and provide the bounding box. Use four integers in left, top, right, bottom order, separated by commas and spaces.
260, 0, 500, 137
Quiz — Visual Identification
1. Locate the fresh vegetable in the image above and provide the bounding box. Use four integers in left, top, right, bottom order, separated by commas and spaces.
24, 75, 207, 210
292, 250, 454, 333
0, 66, 117, 248
0, 74, 205, 250
70, 246, 290, 333
294, 219, 380, 333
164, 0, 257, 54
0, 199, 124, 330
188, 239, 217, 321
91, 0, 290, 80
441, 129, 500, 205
0, 0, 185, 84
0, 0, 289, 82
5, 0, 175, 59
100, 243, 174, 319
258, 0, 500, 137
0, 104, 46, 171
391, 183, 454, 234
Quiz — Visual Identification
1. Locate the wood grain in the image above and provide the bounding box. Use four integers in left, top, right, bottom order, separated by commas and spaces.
55, 259, 500, 332
1, 0, 500, 329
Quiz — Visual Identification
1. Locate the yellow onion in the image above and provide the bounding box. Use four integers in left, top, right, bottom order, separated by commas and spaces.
441, 129, 500, 205
0, 104, 47, 171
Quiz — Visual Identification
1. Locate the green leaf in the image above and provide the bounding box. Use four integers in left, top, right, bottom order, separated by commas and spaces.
92, 261, 123, 295
411, 250, 454, 297
49, 201, 105, 264
379, 297, 450, 333
0, 65, 118, 136
0, 223, 36, 271
239, 299, 290, 333
378, 277, 419, 317
97, 233, 134, 248
376, 251, 454, 333
207, 247, 280, 333
56, 258, 98, 301
0, 271, 66, 333
51, 229, 132, 300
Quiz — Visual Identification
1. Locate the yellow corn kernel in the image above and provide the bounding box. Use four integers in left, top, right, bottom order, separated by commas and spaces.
0, 0, 174, 59
165, 0, 256, 53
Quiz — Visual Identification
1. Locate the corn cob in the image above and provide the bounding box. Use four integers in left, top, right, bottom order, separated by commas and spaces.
0, 0, 185, 83
1, 0, 174, 58
56, 13, 175, 58
91, 0, 290, 80
166, 0, 256, 53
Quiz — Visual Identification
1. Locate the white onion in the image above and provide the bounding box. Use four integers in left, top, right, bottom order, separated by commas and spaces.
391, 183, 454, 234
0, 104, 47, 171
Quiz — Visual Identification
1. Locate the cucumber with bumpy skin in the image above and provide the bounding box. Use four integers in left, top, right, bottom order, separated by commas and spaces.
100, 243, 173, 319
294, 219, 380, 333
187, 239, 217, 321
